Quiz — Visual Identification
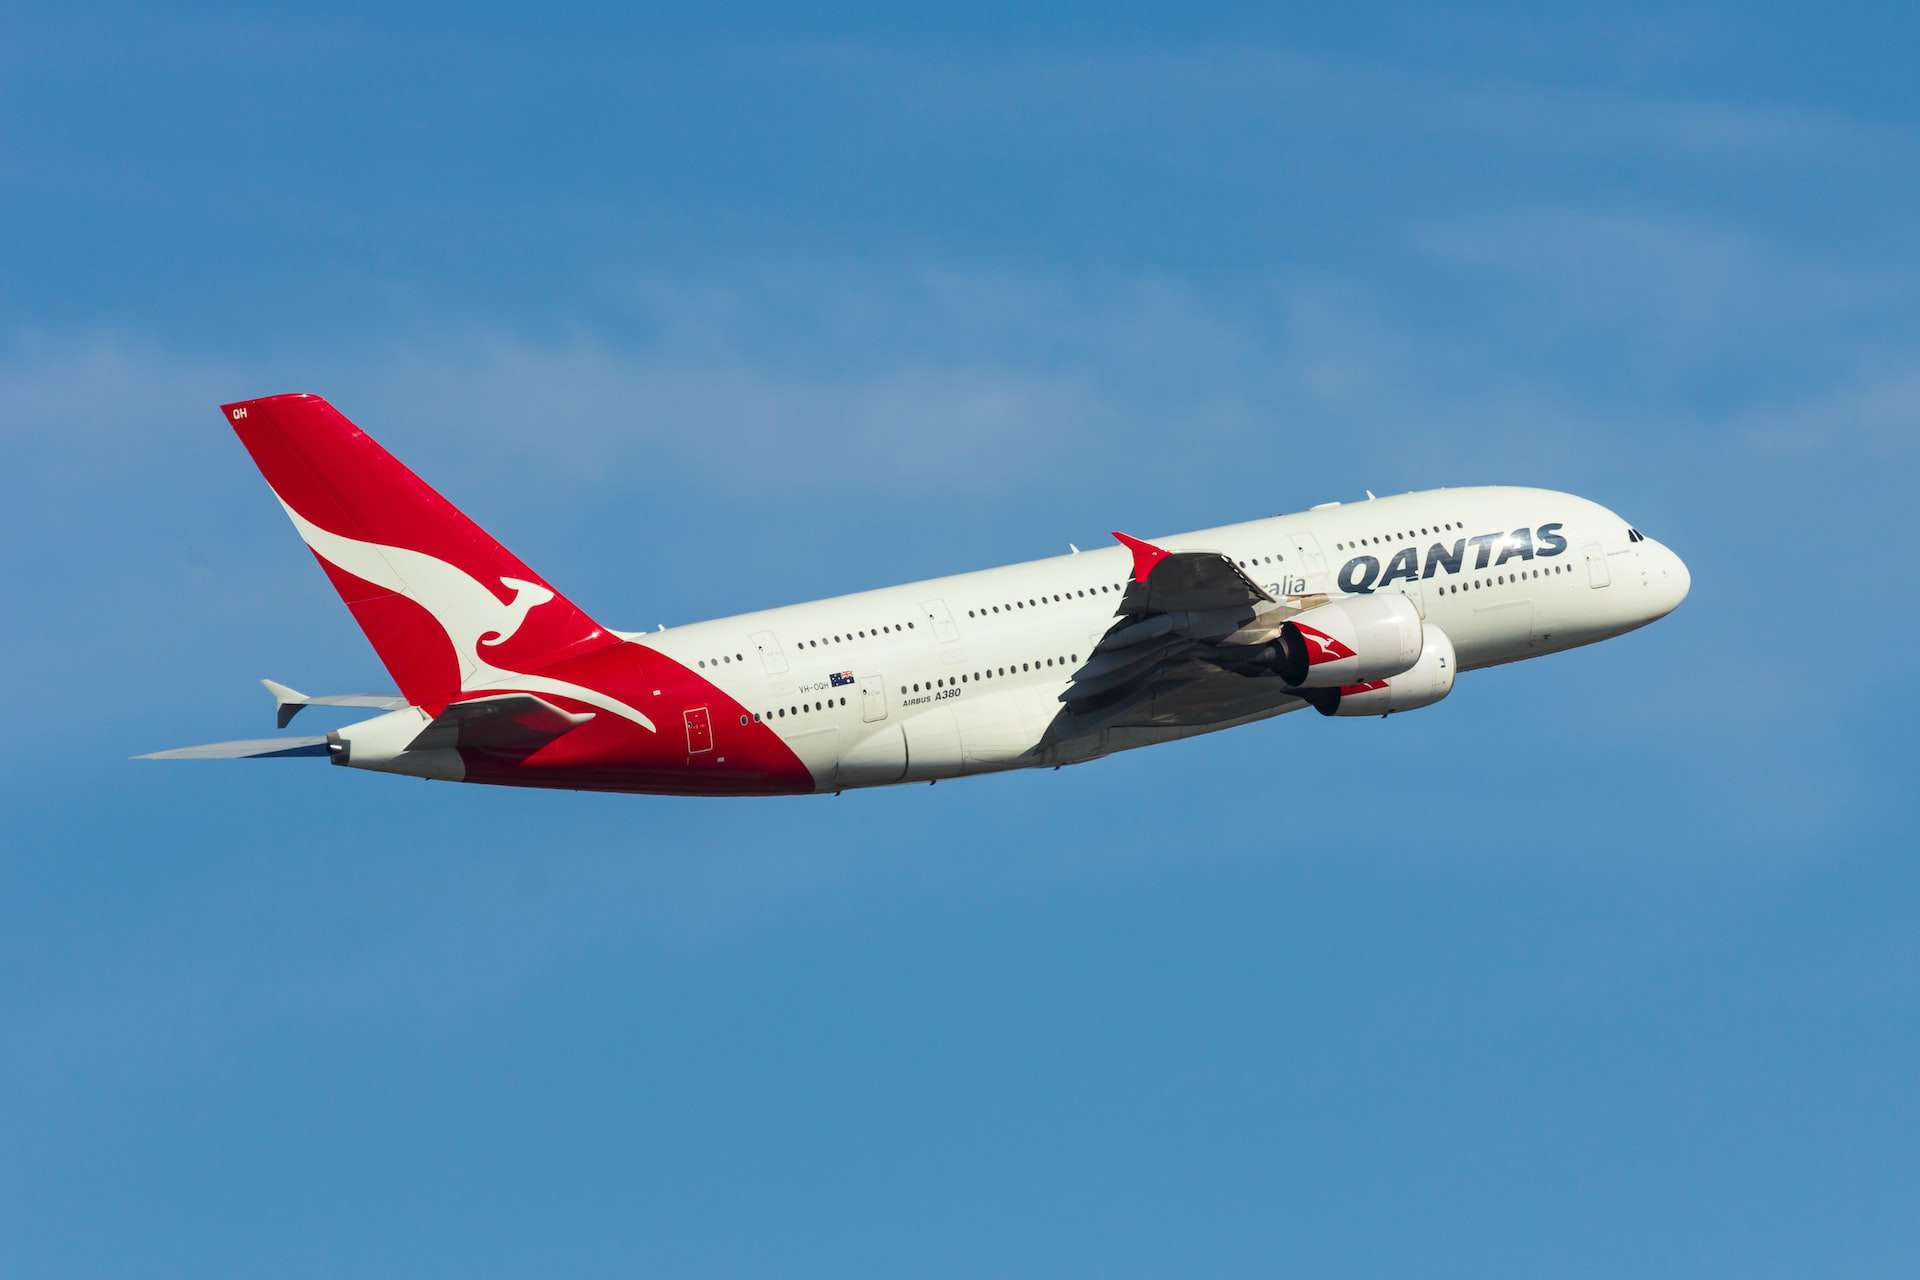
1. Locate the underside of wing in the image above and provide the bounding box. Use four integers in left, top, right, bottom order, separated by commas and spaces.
1062, 532, 1319, 726
1075, 657, 1308, 729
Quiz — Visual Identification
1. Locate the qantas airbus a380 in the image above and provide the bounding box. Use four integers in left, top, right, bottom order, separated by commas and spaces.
141, 394, 1689, 794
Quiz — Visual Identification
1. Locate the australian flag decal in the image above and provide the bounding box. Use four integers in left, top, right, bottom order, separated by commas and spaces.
830, 671, 855, 688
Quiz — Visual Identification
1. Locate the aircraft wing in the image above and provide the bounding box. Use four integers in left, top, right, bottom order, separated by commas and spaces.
1062, 532, 1303, 722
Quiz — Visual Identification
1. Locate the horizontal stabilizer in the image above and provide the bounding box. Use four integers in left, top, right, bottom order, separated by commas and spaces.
135, 737, 330, 761
263, 678, 407, 728
407, 693, 593, 754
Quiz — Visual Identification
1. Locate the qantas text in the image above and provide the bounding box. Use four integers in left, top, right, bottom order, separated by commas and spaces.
1338, 523, 1567, 594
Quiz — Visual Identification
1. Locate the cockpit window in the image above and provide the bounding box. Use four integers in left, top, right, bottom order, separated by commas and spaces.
1627, 527, 1646, 543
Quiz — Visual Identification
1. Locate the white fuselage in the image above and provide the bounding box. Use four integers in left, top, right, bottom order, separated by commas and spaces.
630, 486, 1690, 792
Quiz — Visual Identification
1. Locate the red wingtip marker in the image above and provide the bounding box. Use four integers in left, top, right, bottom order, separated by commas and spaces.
1111, 531, 1171, 583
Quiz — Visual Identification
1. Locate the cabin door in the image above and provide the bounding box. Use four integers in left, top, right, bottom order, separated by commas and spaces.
860, 675, 888, 723
683, 705, 713, 754
1287, 532, 1328, 593
1584, 542, 1612, 589
920, 599, 958, 642
750, 629, 788, 675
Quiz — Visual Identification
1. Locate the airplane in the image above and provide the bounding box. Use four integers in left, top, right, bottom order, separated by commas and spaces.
139, 394, 1690, 795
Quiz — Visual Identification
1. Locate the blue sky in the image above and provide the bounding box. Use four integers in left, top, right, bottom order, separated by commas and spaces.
4, 3, 1917, 1274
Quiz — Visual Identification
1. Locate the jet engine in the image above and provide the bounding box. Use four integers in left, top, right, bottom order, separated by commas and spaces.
1268, 592, 1423, 688
1308, 623, 1456, 716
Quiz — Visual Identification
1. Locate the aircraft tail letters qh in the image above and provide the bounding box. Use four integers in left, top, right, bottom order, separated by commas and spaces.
222, 394, 614, 711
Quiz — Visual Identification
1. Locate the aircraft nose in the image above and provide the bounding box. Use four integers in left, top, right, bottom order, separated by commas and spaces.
1650, 542, 1690, 617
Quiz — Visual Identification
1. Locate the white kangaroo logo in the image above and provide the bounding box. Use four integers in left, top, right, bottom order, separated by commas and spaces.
276, 498, 656, 733
483, 577, 553, 646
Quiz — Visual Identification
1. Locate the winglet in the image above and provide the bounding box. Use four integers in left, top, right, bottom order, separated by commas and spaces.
262, 678, 310, 728
1111, 531, 1171, 582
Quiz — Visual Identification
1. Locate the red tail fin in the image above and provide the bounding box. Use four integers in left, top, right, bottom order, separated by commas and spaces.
222, 394, 614, 710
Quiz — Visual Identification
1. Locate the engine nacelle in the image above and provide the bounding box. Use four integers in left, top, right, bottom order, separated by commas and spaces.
1310, 623, 1456, 716
1270, 593, 1423, 688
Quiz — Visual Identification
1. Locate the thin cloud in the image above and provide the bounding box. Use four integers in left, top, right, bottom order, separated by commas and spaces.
818, 42, 1889, 164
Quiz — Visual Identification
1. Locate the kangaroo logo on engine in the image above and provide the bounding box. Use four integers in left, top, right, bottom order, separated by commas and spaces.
1337, 523, 1568, 594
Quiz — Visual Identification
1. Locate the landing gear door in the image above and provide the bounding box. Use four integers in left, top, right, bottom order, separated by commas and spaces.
860, 674, 888, 723
750, 629, 788, 674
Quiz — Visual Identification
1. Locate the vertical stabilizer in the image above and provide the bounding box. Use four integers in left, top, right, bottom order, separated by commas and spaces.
222, 394, 615, 710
